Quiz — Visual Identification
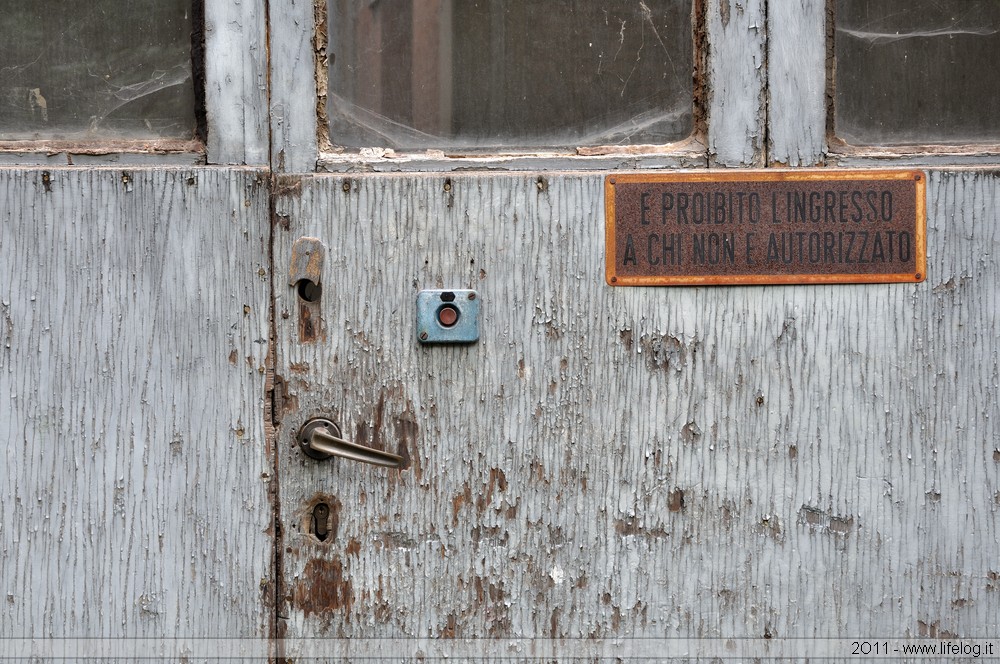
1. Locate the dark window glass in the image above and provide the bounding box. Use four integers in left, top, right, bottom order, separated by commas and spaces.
0, 1, 196, 141
836, 0, 1000, 145
328, 0, 693, 150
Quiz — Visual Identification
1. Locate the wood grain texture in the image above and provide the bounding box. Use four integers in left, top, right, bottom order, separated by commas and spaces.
274, 171, 998, 650
708, 0, 767, 167
0, 168, 272, 648
268, 0, 320, 172
767, 0, 827, 166
205, 0, 270, 165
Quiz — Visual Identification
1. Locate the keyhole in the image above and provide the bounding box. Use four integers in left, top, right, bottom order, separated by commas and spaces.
312, 503, 330, 542
297, 279, 322, 303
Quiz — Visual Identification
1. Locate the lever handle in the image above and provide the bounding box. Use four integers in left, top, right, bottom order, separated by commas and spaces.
298, 418, 404, 469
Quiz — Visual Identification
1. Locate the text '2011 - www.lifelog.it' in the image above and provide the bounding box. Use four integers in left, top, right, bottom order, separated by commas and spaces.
605, 170, 926, 286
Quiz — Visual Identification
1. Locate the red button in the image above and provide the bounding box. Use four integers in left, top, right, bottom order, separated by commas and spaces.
438, 305, 459, 327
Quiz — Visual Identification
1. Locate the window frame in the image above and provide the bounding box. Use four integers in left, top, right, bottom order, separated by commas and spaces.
767, 0, 1000, 168
0, 0, 269, 167
271, 0, 769, 173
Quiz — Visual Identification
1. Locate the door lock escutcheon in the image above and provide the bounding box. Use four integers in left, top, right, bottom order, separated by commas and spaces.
297, 418, 404, 469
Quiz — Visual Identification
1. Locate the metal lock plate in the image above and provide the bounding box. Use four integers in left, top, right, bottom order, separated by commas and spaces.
416, 289, 480, 344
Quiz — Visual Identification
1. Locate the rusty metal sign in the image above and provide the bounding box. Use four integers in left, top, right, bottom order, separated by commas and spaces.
606, 170, 926, 286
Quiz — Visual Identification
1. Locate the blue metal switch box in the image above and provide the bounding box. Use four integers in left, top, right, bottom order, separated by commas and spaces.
416, 289, 480, 345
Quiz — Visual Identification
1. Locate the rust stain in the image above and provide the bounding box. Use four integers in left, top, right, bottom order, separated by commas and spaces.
471, 525, 509, 546
292, 557, 354, 617
828, 515, 854, 535
228, 349, 237, 365
272, 174, 302, 198
440, 613, 458, 638
720, 0, 731, 27
289, 362, 310, 374
452, 484, 472, 526
395, 405, 420, 477
720, 500, 735, 528
717, 588, 737, 610
641, 334, 690, 372
800, 506, 825, 526
756, 515, 785, 542
530, 459, 549, 484
267, 374, 298, 430
485, 468, 508, 504
611, 606, 622, 631
354, 394, 383, 456
917, 620, 957, 639
619, 328, 634, 351
681, 421, 702, 443
667, 488, 686, 512
345, 538, 361, 558
471, 576, 511, 636
788, 444, 798, 459
615, 519, 669, 539
299, 304, 317, 343
798, 505, 854, 536
993, 449, 1000, 462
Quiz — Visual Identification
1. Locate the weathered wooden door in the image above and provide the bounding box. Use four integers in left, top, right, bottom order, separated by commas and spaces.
2, 1, 997, 660
0, 4, 275, 660
269, 1, 999, 660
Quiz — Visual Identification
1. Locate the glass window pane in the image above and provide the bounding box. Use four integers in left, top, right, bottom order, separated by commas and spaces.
835, 0, 1000, 145
328, 0, 693, 150
0, 1, 196, 141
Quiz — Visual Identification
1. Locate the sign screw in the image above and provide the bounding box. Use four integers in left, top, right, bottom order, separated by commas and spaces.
419, 332, 428, 341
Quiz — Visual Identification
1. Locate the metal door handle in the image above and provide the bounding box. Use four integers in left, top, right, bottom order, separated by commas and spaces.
298, 418, 404, 469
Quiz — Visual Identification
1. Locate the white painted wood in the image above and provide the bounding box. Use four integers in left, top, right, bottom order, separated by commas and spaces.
829, 153, 1000, 168
205, 0, 271, 165
0, 152, 204, 167
269, 0, 320, 172
767, 0, 827, 166
708, 0, 767, 166
316, 150, 708, 173
274, 171, 999, 649
0, 168, 272, 650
